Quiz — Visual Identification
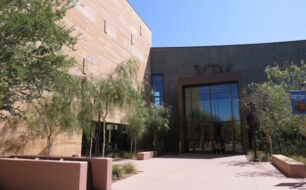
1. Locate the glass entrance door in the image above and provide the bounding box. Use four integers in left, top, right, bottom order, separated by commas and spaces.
184, 83, 242, 153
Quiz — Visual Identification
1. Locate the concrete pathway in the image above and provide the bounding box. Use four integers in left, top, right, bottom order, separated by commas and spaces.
112, 154, 306, 190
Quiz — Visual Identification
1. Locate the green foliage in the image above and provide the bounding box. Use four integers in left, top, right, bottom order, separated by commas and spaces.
27, 77, 79, 155
0, 0, 79, 120
265, 62, 306, 91
290, 155, 306, 165
112, 163, 137, 180
147, 104, 171, 151
122, 162, 137, 174
107, 151, 137, 160
243, 63, 306, 155
76, 78, 95, 156
126, 97, 149, 152
112, 165, 123, 180
77, 78, 95, 139
93, 60, 139, 157
247, 150, 271, 162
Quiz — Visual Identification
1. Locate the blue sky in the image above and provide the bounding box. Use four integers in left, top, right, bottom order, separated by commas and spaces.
128, 0, 306, 47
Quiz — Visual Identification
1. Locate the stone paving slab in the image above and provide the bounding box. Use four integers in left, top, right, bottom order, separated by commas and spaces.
112, 154, 306, 190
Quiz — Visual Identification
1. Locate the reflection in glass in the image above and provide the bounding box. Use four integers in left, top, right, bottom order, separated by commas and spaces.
211, 85, 232, 122
184, 88, 195, 151
234, 122, 243, 152
203, 123, 212, 151
199, 87, 211, 119
222, 123, 233, 151
231, 84, 240, 121
184, 82, 242, 153
152, 75, 163, 106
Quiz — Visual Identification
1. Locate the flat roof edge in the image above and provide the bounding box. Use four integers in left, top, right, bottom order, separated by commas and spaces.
126, 0, 151, 31
151, 39, 306, 49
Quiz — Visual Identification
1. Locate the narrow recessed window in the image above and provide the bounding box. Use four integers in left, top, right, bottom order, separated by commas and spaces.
83, 58, 88, 74
140, 26, 142, 36
104, 20, 107, 34
131, 34, 134, 45
152, 74, 164, 106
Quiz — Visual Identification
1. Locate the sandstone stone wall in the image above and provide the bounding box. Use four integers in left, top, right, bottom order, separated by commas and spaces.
0, 0, 152, 156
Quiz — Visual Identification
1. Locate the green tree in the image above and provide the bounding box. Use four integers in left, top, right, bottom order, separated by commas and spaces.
0, 0, 79, 120
265, 62, 306, 134
27, 78, 79, 156
94, 60, 138, 157
126, 98, 148, 153
266, 61, 306, 91
77, 78, 95, 157
245, 83, 290, 155
243, 62, 306, 155
147, 104, 171, 151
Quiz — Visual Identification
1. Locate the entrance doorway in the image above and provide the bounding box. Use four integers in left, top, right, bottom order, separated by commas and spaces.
184, 83, 243, 153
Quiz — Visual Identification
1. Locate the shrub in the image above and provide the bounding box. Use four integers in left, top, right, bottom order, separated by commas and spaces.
112, 165, 125, 180
122, 163, 136, 174
112, 163, 137, 180
107, 151, 136, 160
121, 152, 136, 159
247, 150, 270, 162
290, 155, 306, 165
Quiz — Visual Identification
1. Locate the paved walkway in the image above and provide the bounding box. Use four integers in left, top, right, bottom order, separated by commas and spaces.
112, 154, 306, 190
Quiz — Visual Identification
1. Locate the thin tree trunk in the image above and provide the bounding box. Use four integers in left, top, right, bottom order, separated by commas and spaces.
47, 135, 52, 156
134, 138, 137, 153
89, 131, 94, 157
153, 135, 157, 150
96, 113, 102, 156
130, 138, 133, 152
267, 133, 273, 155
102, 120, 106, 157
101, 111, 108, 157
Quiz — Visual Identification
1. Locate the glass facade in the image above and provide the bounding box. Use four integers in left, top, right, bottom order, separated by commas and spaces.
184, 83, 243, 153
81, 123, 130, 156
152, 75, 164, 106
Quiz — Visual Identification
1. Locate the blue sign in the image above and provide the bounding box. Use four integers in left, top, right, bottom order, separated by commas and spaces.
290, 91, 306, 115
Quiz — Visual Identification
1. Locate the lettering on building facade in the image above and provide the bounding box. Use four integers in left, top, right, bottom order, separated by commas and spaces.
194, 63, 234, 75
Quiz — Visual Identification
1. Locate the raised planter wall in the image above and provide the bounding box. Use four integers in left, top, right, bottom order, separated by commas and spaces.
272, 154, 306, 178
4, 156, 112, 190
0, 158, 88, 190
137, 151, 158, 160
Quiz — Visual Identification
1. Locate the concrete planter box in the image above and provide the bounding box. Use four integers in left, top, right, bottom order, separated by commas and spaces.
272, 154, 306, 178
137, 151, 158, 160
0, 158, 88, 190
2, 156, 112, 190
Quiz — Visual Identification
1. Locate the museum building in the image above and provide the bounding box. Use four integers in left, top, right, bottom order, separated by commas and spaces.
1, 0, 305, 156
150, 41, 306, 153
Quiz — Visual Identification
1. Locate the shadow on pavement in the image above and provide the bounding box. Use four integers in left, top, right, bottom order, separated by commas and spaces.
236, 170, 284, 178
157, 153, 244, 160
275, 182, 306, 189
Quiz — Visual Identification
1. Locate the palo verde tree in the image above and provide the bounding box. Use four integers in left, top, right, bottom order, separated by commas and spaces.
94, 60, 138, 157
0, 0, 79, 120
27, 77, 79, 156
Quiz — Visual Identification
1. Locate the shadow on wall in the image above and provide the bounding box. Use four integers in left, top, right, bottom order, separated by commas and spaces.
0, 120, 40, 155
